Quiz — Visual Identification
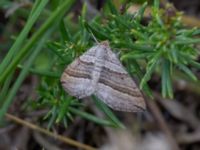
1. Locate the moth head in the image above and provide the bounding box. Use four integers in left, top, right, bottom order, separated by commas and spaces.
100, 40, 109, 47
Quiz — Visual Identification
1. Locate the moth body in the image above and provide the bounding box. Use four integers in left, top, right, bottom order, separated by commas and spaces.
61, 41, 146, 112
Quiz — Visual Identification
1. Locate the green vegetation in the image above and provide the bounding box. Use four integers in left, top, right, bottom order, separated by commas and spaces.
0, 0, 199, 128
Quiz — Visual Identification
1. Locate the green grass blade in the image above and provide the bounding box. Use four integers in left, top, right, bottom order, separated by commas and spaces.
17, 65, 60, 78
128, 60, 153, 98
0, 0, 75, 83
84, 21, 109, 40
59, 19, 72, 42
178, 64, 197, 81
92, 96, 125, 129
140, 52, 161, 89
0, 0, 49, 74
175, 38, 200, 44
0, 73, 13, 106
106, 0, 118, 15
69, 107, 114, 127
30, 0, 42, 16
162, 59, 173, 98
190, 61, 200, 69
0, 31, 51, 121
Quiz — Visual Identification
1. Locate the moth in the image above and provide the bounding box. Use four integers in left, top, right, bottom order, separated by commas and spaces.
61, 41, 146, 112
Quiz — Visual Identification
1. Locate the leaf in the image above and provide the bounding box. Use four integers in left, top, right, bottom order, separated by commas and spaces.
128, 60, 153, 98
56, 98, 72, 123
175, 38, 200, 44
190, 61, 200, 69
92, 95, 125, 129
106, 0, 119, 15
162, 59, 173, 98
178, 64, 197, 81
69, 107, 114, 127
84, 21, 109, 40
18, 65, 60, 78
47, 106, 57, 129
47, 42, 66, 61
121, 51, 155, 60
140, 51, 161, 89
59, 19, 72, 42
0, 31, 51, 121
0, 0, 49, 75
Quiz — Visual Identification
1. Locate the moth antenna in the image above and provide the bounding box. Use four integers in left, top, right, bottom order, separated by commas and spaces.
116, 51, 121, 57
90, 31, 99, 44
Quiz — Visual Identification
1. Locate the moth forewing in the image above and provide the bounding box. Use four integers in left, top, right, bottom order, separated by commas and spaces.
61, 41, 146, 112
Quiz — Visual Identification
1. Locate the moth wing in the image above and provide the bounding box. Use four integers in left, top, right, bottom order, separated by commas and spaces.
95, 47, 146, 112
61, 45, 99, 99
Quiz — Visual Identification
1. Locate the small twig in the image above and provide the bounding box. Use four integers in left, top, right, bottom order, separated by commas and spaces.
145, 97, 180, 150
6, 113, 97, 150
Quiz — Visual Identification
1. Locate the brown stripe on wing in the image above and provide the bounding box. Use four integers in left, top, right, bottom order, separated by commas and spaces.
96, 83, 146, 112
98, 77, 142, 97
102, 94, 146, 111
102, 66, 128, 75
64, 69, 91, 79
78, 58, 94, 66
100, 66, 138, 89
62, 57, 95, 80
67, 58, 94, 71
